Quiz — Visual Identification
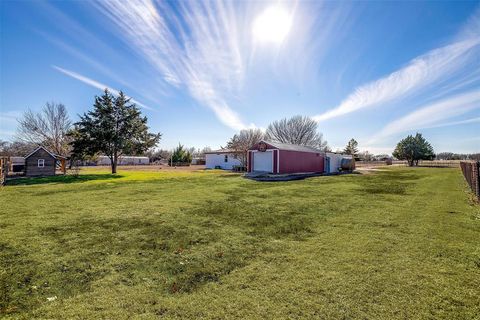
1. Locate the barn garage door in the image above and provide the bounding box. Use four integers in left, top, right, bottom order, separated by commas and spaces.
253, 151, 273, 172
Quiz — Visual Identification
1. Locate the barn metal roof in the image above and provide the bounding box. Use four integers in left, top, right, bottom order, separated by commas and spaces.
260, 140, 324, 153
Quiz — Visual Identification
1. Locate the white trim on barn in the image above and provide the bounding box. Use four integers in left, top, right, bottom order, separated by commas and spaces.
277, 149, 280, 173
248, 149, 276, 173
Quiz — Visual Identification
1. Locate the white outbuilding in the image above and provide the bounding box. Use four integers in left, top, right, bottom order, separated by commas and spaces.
96, 155, 150, 166
325, 152, 353, 173
205, 149, 242, 170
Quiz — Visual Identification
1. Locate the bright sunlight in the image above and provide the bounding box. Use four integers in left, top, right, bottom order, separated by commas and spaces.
252, 5, 293, 44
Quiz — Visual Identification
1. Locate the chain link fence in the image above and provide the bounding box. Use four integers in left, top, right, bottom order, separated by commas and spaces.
355, 160, 461, 168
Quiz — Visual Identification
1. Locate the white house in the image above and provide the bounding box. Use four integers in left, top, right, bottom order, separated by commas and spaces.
96, 156, 150, 166
205, 149, 242, 170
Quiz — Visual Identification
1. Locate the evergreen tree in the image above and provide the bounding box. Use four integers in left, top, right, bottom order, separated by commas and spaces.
70, 89, 161, 173
344, 138, 359, 156
170, 144, 192, 165
392, 133, 435, 166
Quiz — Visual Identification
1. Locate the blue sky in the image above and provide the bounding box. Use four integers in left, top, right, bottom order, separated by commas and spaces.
1, 0, 479, 154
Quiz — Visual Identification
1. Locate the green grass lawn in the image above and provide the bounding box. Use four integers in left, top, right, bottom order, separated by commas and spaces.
1, 167, 479, 319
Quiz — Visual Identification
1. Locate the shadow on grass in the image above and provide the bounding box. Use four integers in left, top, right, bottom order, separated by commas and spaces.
6, 174, 123, 186
217, 173, 243, 178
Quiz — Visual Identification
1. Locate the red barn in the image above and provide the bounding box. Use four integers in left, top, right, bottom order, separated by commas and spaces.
248, 141, 325, 174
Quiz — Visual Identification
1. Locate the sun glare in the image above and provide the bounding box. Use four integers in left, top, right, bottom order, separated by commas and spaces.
252, 6, 292, 44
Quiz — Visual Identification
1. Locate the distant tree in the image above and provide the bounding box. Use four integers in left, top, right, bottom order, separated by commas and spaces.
199, 146, 212, 158
436, 152, 455, 160
392, 133, 435, 166
265, 115, 329, 150
170, 144, 192, 164
16, 102, 72, 156
469, 153, 480, 161
157, 149, 172, 161
227, 128, 264, 168
0, 140, 36, 157
70, 89, 161, 174
344, 138, 359, 156
145, 149, 171, 163
0, 140, 8, 155
358, 150, 373, 161
186, 147, 205, 159
374, 154, 391, 161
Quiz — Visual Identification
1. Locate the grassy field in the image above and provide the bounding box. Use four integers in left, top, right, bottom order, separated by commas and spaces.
1, 167, 479, 319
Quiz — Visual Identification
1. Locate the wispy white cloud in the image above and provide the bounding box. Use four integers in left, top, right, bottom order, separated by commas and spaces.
0, 111, 22, 141
313, 37, 480, 122
0, 111, 21, 124
369, 90, 480, 143
53, 66, 154, 110
427, 116, 480, 129
91, 0, 252, 130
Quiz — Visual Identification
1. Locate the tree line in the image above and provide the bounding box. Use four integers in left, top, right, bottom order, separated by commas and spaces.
1, 89, 472, 173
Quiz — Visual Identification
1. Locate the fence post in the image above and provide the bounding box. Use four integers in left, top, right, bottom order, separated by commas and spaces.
477, 161, 480, 199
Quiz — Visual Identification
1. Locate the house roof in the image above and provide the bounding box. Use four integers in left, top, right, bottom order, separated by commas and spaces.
259, 140, 324, 154
24, 146, 66, 159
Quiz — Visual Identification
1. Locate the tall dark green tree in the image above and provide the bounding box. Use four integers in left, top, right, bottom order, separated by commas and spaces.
392, 133, 435, 166
344, 138, 359, 156
70, 89, 161, 173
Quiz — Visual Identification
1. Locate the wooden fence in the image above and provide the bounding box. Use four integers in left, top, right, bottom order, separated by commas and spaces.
460, 161, 480, 200
0, 157, 9, 186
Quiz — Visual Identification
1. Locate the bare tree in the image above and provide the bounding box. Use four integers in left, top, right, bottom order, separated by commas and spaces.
0, 140, 37, 157
358, 150, 374, 161
227, 129, 264, 168
200, 146, 212, 157
265, 115, 329, 150
16, 102, 72, 156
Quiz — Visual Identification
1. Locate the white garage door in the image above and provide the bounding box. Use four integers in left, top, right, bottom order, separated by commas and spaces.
253, 151, 273, 172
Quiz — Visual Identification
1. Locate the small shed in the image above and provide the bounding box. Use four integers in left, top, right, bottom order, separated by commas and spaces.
24, 146, 66, 177
248, 141, 325, 174
325, 152, 353, 173
10, 156, 25, 172
205, 149, 242, 170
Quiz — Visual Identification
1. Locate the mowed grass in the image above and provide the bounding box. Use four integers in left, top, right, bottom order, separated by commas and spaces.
1, 167, 479, 319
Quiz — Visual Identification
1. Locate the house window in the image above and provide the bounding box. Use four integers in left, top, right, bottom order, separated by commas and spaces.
38, 159, 45, 168
224, 155, 228, 162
